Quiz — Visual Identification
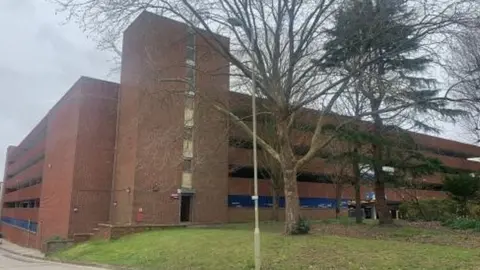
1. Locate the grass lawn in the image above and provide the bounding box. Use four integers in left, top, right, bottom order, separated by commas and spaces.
53, 221, 480, 270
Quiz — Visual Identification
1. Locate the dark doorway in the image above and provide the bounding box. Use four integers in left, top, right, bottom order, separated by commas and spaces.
391, 209, 397, 219
180, 195, 192, 222
364, 207, 372, 219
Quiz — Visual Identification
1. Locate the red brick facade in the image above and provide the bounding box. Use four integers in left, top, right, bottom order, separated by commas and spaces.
110, 12, 230, 226
112, 13, 188, 225
1, 12, 480, 250
68, 78, 119, 236
1, 77, 118, 249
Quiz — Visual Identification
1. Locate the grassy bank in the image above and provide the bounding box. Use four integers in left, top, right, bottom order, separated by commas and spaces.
53, 221, 480, 270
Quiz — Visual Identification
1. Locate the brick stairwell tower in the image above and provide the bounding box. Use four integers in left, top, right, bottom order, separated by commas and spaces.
110, 11, 230, 225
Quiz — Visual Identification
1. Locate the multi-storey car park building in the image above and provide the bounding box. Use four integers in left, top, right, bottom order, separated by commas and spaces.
2, 12, 480, 250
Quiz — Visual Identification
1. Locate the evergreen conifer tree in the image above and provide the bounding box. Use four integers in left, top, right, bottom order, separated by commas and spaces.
321, 0, 463, 224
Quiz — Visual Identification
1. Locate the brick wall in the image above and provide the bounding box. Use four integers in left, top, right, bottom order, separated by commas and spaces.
1, 134, 44, 248
1, 208, 38, 222
2, 184, 42, 204
0, 224, 39, 249
228, 178, 446, 201
412, 131, 480, 158
69, 78, 119, 235
3, 160, 44, 193
189, 25, 230, 224
38, 80, 82, 244
112, 12, 186, 225
109, 23, 140, 224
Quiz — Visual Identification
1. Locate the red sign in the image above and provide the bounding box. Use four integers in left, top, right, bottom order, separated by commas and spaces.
171, 193, 179, 199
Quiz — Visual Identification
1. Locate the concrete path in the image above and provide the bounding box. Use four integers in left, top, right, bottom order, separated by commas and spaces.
0, 241, 106, 269
0, 250, 105, 269
0, 239, 44, 259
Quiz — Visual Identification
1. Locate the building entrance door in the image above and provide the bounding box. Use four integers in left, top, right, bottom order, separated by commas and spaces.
180, 195, 192, 222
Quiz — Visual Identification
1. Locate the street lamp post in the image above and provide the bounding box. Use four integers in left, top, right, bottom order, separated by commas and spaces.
228, 17, 261, 270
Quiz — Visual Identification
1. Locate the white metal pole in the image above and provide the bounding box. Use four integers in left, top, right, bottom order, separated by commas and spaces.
250, 38, 261, 270
228, 16, 261, 270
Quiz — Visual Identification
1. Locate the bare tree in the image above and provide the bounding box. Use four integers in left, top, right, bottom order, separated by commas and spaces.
53, 0, 480, 232
448, 26, 480, 143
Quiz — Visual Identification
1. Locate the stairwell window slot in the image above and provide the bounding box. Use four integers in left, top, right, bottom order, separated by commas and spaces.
186, 29, 196, 64
184, 96, 195, 127
183, 159, 193, 172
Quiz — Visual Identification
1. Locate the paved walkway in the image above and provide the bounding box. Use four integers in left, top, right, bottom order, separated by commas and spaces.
0, 239, 44, 258
0, 240, 106, 269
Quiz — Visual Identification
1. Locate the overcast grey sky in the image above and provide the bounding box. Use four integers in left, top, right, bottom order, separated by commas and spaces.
0, 0, 476, 177
0, 0, 116, 174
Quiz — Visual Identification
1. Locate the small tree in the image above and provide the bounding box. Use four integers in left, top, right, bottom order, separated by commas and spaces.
325, 122, 371, 224
392, 150, 444, 220
448, 27, 480, 143
443, 174, 480, 217
325, 138, 352, 219
326, 68, 372, 224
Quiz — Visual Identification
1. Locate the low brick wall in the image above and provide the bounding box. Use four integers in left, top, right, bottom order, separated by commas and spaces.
72, 233, 93, 243
44, 240, 74, 254
95, 223, 186, 240
0, 223, 40, 249
93, 226, 111, 241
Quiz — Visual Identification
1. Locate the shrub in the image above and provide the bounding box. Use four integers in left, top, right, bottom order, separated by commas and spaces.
443, 174, 480, 217
399, 199, 457, 221
468, 204, 480, 219
292, 217, 310, 235
442, 217, 480, 231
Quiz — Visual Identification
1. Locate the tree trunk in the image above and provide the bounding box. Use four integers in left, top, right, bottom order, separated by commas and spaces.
372, 143, 392, 225
283, 164, 301, 234
276, 116, 301, 234
374, 180, 392, 224
271, 186, 279, 221
335, 183, 343, 219
371, 108, 392, 225
354, 182, 362, 224
352, 146, 363, 224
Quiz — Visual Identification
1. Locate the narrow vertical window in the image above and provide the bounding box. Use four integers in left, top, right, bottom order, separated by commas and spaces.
183, 159, 193, 172
183, 127, 194, 158
182, 27, 197, 190
186, 65, 196, 96
186, 28, 196, 65
184, 96, 194, 127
